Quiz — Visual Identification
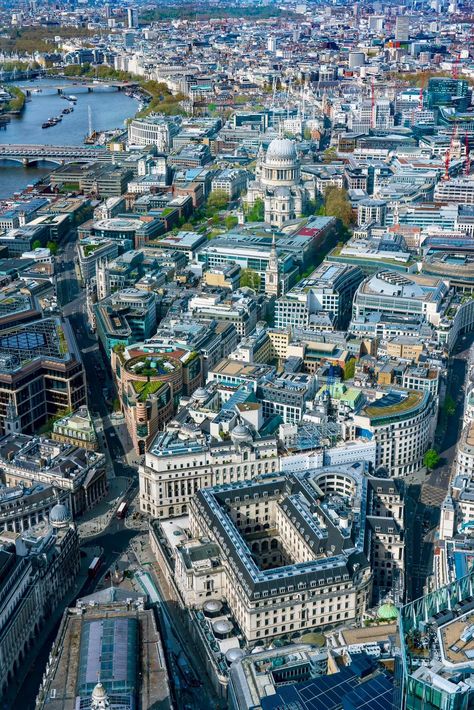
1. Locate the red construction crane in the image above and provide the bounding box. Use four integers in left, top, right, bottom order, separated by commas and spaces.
444, 124, 458, 181
444, 147, 451, 181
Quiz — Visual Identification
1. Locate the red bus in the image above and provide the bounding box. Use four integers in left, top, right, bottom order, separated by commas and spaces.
116, 501, 128, 519
88, 556, 102, 578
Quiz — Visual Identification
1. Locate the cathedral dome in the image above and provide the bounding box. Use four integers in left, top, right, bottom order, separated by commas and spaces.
265, 138, 298, 164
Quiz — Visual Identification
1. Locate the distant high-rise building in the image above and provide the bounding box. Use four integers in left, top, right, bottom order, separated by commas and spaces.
395, 15, 410, 42
267, 36, 277, 52
369, 15, 384, 33
104, 3, 112, 19
127, 6, 138, 28
124, 30, 135, 48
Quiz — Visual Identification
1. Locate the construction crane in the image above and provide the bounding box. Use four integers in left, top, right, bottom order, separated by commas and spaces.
444, 123, 458, 181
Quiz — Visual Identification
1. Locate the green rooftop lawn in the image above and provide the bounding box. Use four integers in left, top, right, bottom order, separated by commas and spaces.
131, 380, 164, 401
364, 391, 423, 418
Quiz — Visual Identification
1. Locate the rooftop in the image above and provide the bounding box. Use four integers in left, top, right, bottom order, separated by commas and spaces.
362, 390, 426, 422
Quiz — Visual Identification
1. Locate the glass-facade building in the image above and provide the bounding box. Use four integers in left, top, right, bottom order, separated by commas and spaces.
395, 568, 474, 710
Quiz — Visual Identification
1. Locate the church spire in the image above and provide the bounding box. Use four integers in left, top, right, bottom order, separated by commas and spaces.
265, 233, 280, 297
4, 396, 20, 435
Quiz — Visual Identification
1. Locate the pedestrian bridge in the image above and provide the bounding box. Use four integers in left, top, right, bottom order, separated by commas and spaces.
0, 144, 112, 166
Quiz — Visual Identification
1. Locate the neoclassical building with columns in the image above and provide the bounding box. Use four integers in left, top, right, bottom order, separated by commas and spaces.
0, 433, 107, 520
245, 137, 315, 228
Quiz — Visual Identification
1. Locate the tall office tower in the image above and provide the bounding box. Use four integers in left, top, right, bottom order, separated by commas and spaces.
267, 36, 277, 53
395, 15, 410, 41
369, 15, 384, 32
127, 6, 139, 28
104, 3, 112, 19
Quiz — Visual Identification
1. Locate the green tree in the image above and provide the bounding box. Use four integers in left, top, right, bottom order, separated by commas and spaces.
324, 186, 353, 227
224, 215, 238, 230
443, 394, 456, 417
247, 198, 264, 222
181, 222, 194, 231
423, 449, 440, 470
47, 241, 58, 255
240, 269, 261, 291
32, 239, 42, 250
206, 190, 229, 215
323, 146, 338, 163
303, 199, 319, 217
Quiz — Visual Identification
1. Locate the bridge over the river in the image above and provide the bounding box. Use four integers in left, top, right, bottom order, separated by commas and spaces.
0, 144, 112, 166
21, 81, 138, 96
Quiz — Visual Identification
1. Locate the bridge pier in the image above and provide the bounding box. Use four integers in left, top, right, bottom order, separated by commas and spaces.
22, 158, 29, 167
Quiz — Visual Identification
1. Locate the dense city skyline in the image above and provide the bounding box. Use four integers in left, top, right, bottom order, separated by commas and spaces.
0, 1, 473, 709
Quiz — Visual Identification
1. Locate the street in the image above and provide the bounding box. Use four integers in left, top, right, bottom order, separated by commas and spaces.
13, 229, 221, 710
404, 335, 473, 602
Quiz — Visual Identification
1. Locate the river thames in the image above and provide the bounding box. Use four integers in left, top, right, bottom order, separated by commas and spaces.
0, 77, 138, 198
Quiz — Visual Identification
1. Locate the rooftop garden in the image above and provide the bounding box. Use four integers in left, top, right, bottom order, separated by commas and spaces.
364, 391, 423, 419
129, 356, 174, 377
132, 380, 164, 402
83, 243, 101, 257
56, 325, 68, 355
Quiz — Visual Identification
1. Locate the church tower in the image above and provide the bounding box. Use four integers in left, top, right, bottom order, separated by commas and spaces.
95, 257, 110, 301
4, 396, 21, 435
255, 143, 265, 181
265, 234, 280, 297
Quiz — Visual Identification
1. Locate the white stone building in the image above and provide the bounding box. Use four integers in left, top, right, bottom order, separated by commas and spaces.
245, 137, 314, 228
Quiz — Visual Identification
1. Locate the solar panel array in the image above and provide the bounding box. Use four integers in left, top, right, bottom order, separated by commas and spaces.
260, 665, 394, 710
261, 666, 358, 710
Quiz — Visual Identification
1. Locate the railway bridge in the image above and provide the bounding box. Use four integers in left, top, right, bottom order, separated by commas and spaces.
0, 144, 111, 166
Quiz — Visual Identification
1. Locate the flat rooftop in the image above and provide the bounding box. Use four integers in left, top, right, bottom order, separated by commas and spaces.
439, 612, 474, 668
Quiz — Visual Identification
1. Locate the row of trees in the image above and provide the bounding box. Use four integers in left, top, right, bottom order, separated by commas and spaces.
0, 26, 95, 55
32, 239, 58, 255
137, 80, 187, 118
1, 85, 25, 114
